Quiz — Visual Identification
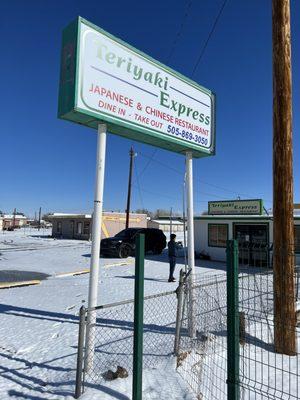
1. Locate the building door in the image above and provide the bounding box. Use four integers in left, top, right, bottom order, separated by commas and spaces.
234, 224, 269, 266
77, 222, 83, 236
70, 220, 75, 239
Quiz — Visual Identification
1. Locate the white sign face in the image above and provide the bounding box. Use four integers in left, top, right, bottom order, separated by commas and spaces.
208, 200, 263, 215
76, 20, 215, 153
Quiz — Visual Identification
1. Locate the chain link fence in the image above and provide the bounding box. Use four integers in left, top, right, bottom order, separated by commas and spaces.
176, 242, 300, 400
76, 289, 179, 398
238, 243, 300, 399
74, 242, 300, 399
177, 273, 228, 400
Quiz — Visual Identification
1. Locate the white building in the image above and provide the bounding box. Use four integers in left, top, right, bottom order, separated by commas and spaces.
194, 214, 300, 264
148, 219, 184, 232
193, 199, 300, 265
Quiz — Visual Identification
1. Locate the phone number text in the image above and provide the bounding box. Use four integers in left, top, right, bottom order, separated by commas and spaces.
167, 125, 209, 147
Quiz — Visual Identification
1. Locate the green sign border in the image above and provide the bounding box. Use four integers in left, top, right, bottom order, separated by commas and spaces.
58, 17, 216, 158
208, 199, 264, 216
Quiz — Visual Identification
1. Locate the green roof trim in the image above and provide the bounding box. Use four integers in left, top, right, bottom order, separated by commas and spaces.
194, 215, 300, 221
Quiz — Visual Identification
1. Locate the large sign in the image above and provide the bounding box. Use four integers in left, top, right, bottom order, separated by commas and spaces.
58, 17, 216, 158
208, 200, 263, 215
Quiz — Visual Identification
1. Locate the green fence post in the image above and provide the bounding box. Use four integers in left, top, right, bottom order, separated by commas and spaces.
132, 233, 145, 400
226, 239, 240, 400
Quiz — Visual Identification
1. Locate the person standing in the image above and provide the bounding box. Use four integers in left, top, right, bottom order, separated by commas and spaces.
168, 233, 180, 282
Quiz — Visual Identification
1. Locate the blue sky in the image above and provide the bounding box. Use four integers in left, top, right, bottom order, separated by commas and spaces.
0, 0, 299, 217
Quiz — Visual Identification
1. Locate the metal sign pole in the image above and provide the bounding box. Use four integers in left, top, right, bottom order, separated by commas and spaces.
85, 123, 107, 372
132, 233, 145, 400
186, 151, 196, 338
183, 175, 187, 273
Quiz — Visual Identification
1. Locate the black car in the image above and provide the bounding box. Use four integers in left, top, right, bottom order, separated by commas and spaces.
100, 228, 167, 258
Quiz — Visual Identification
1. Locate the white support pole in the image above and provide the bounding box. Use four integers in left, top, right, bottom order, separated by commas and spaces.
186, 151, 196, 338
85, 123, 107, 372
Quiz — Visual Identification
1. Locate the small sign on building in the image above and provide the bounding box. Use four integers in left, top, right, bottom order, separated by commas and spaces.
208, 199, 263, 215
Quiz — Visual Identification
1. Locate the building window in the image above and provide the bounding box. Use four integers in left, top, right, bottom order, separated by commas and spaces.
84, 222, 90, 235
295, 225, 300, 253
77, 222, 83, 235
57, 221, 62, 234
208, 224, 228, 247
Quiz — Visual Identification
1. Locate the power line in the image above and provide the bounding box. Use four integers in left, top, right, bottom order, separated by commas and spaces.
137, 149, 158, 178
132, 183, 209, 204
134, 1, 274, 208
138, 151, 183, 176
167, 0, 194, 62
193, 170, 273, 203
132, 183, 180, 201
134, 2, 228, 178
138, 151, 272, 204
131, 181, 272, 211
191, 0, 228, 77
133, 158, 145, 210
137, 2, 195, 179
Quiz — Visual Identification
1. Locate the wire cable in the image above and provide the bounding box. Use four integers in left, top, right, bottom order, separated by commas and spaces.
136, 2, 195, 179
132, 1, 273, 209
138, 151, 272, 203
133, 157, 145, 210
137, 149, 158, 178
191, 0, 228, 77
131, 183, 210, 204
167, 0, 194, 62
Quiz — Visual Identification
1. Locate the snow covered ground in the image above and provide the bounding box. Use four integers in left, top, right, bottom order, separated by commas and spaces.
0, 229, 226, 399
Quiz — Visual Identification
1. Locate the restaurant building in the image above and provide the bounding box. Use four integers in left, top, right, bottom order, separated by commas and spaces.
194, 200, 300, 265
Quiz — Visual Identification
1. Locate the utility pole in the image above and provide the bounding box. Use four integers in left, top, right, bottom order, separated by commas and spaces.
38, 207, 42, 231
272, 0, 296, 355
170, 207, 173, 236
125, 147, 135, 229
12, 208, 16, 229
